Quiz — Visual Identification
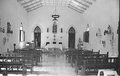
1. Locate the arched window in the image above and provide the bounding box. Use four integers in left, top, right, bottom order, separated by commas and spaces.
34, 26, 41, 48
52, 21, 57, 33
68, 27, 76, 48
47, 28, 49, 33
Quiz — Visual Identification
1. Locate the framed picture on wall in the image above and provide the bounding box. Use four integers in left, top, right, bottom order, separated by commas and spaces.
7, 22, 13, 33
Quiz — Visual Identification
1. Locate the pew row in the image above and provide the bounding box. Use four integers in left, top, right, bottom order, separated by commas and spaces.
75, 57, 118, 75
0, 56, 34, 76
74, 52, 109, 74
65, 49, 100, 67
13, 49, 43, 66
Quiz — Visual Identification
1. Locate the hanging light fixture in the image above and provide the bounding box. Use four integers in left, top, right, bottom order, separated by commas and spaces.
52, 9, 60, 21
51, 0, 60, 21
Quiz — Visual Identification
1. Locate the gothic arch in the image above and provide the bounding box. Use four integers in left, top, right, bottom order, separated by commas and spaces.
66, 25, 78, 33
68, 27, 76, 33
32, 24, 43, 33
68, 26, 76, 49
34, 26, 41, 48
34, 26, 41, 33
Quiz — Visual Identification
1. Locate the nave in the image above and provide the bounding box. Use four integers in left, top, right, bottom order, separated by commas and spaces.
0, 51, 85, 76
34, 52, 77, 76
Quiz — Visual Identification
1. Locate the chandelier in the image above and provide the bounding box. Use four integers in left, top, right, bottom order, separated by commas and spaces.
51, 0, 60, 21
52, 9, 60, 21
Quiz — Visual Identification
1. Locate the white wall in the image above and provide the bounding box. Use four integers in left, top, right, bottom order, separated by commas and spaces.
0, 0, 27, 52
83, 0, 119, 56
27, 6, 84, 48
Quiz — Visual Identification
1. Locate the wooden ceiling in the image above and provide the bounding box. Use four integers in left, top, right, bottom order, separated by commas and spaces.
17, 0, 96, 13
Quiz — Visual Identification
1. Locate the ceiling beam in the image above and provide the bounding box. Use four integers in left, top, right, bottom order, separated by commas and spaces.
77, 5, 87, 10
69, 4, 84, 12
26, 3, 42, 11
21, 0, 34, 5
68, 6, 83, 14
82, 0, 92, 5
70, 1, 86, 10
74, 0, 89, 8
27, 5, 43, 12
23, 0, 41, 8
68, 4, 83, 14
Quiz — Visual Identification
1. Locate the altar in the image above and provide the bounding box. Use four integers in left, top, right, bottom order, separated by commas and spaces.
45, 44, 63, 51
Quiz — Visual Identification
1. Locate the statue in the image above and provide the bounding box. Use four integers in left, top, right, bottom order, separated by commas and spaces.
77, 38, 83, 49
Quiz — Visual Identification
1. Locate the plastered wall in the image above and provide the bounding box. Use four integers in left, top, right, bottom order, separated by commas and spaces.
83, 0, 119, 56
0, 0, 27, 52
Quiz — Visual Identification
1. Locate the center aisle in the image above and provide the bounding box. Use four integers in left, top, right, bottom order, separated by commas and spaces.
29, 52, 77, 76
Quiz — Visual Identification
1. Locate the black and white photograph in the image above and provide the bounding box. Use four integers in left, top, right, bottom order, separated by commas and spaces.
0, 0, 119, 76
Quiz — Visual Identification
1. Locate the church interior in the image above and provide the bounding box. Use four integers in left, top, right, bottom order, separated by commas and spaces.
0, 0, 119, 76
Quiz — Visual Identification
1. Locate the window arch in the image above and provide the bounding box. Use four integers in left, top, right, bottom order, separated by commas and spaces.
34, 26, 41, 48
68, 27, 76, 48
69, 27, 76, 33
34, 26, 41, 33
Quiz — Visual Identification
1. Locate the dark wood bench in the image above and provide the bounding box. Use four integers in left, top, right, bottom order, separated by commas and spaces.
78, 57, 118, 75
69, 50, 100, 67
74, 52, 109, 74
74, 52, 119, 75
65, 49, 84, 63
0, 56, 26, 76
3, 50, 40, 66
14, 49, 42, 66
0, 55, 34, 75
0, 62, 26, 76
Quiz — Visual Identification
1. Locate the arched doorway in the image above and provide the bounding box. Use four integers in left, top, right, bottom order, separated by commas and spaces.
68, 27, 76, 49
34, 26, 41, 48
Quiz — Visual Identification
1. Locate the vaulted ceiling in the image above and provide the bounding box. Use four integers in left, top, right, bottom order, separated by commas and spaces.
17, 0, 96, 13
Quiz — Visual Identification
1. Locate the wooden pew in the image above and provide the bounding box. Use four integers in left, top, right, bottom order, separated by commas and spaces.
75, 52, 109, 74
79, 57, 118, 75
3, 50, 37, 66
0, 56, 27, 76
65, 49, 83, 63
70, 50, 100, 67
14, 49, 42, 66
74, 52, 118, 75
0, 53, 34, 75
